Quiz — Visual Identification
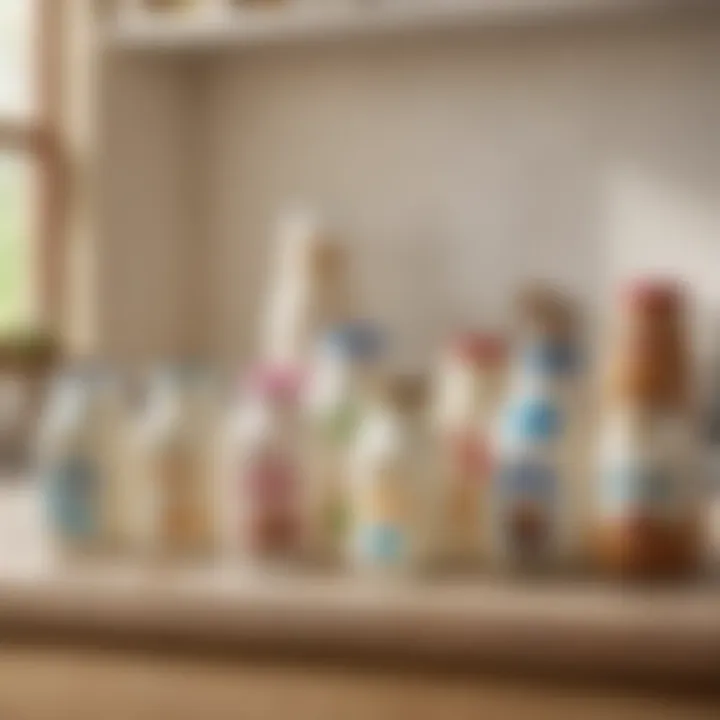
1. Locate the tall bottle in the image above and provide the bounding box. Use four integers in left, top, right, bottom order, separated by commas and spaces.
134, 364, 219, 560
38, 366, 125, 557
433, 333, 507, 566
348, 375, 437, 576
596, 280, 700, 578
261, 211, 352, 366
493, 286, 585, 571
303, 321, 385, 563
220, 365, 305, 565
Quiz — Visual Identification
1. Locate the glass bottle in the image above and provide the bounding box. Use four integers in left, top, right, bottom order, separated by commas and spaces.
596, 280, 700, 579
434, 333, 507, 566
134, 363, 219, 560
303, 321, 385, 562
38, 366, 120, 557
348, 374, 437, 576
221, 365, 304, 565
492, 286, 584, 572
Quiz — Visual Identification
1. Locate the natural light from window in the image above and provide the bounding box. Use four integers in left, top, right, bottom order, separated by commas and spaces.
0, 0, 36, 333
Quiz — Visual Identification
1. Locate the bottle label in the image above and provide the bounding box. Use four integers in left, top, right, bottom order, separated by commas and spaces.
497, 458, 558, 557
599, 414, 693, 522
46, 457, 98, 541
355, 470, 410, 565
159, 444, 205, 550
244, 449, 298, 555
443, 431, 492, 553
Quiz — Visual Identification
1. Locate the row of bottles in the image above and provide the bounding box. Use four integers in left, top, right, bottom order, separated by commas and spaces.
37, 279, 704, 580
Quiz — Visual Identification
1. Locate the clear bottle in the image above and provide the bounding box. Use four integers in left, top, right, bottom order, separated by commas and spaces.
220, 365, 304, 566
303, 321, 385, 562
348, 374, 437, 576
433, 333, 507, 566
492, 286, 584, 572
596, 280, 700, 579
261, 210, 352, 367
134, 364, 219, 560
37, 366, 123, 557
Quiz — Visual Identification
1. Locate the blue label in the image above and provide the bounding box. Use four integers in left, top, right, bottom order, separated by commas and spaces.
505, 399, 563, 442
359, 524, 405, 564
46, 458, 98, 540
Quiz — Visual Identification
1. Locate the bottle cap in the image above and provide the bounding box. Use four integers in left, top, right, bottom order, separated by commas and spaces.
622, 278, 684, 314
320, 321, 386, 362
245, 363, 305, 403
450, 332, 507, 366
516, 283, 579, 339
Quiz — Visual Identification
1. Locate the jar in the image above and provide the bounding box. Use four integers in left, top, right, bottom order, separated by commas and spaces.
433, 333, 507, 564
303, 321, 385, 561
493, 286, 584, 571
134, 364, 219, 559
348, 374, 437, 575
221, 365, 304, 564
37, 366, 123, 556
596, 280, 700, 578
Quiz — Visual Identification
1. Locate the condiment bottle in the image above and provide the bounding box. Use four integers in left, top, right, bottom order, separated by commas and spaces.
221, 365, 304, 565
596, 280, 700, 579
261, 211, 352, 366
134, 364, 218, 560
493, 286, 584, 572
38, 366, 122, 557
434, 333, 507, 565
303, 321, 385, 562
348, 374, 437, 575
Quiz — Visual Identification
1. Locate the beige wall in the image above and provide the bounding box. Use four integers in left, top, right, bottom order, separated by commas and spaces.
100, 16, 720, 368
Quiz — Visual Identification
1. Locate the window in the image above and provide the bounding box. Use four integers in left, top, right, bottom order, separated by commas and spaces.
0, 1, 63, 336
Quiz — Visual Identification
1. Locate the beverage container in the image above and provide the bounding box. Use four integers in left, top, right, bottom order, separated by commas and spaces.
220, 365, 304, 564
38, 366, 125, 557
303, 321, 385, 562
596, 280, 700, 579
134, 363, 219, 559
348, 374, 437, 575
493, 286, 584, 572
434, 333, 507, 565
261, 211, 352, 366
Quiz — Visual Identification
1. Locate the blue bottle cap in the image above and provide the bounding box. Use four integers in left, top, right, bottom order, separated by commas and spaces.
320, 321, 386, 362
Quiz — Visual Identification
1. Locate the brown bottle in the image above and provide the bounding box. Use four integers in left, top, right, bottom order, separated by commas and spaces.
596, 280, 700, 579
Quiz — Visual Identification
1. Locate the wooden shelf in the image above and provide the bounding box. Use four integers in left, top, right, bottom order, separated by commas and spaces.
2, 483, 720, 688
103, 1, 719, 53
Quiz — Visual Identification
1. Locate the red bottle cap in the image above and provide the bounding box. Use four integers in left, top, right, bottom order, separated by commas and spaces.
622, 278, 685, 314
450, 332, 507, 366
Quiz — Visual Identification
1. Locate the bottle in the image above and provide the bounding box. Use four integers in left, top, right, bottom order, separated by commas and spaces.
221, 365, 304, 565
434, 333, 507, 566
37, 366, 121, 557
134, 363, 219, 560
303, 321, 385, 562
260, 210, 352, 367
596, 280, 700, 579
493, 286, 584, 572
348, 374, 437, 576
